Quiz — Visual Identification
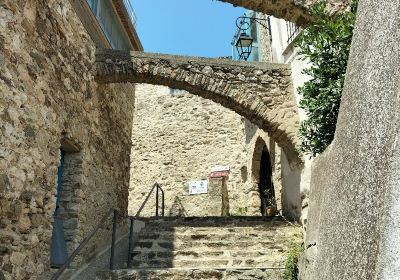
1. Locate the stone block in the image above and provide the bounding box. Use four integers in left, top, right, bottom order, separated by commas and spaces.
10, 252, 26, 266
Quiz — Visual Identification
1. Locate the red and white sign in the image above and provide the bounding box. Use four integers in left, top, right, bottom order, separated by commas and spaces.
210, 165, 230, 173
209, 170, 230, 178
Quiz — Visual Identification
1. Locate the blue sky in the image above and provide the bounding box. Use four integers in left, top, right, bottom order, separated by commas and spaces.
132, 0, 246, 58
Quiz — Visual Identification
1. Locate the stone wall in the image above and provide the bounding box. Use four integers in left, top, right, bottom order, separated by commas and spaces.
0, 1, 135, 279
58, 150, 82, 255
128, 84, 256, 217
124, 12, 304, 221
128, 84, 301, 219
300, 1, 400, 279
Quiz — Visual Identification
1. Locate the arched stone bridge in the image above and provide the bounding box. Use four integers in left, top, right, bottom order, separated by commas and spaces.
95, 49, 301, 165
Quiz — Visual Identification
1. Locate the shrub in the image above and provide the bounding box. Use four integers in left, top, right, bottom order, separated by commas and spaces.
284, 243, 304, 280
296, 1, 358, 156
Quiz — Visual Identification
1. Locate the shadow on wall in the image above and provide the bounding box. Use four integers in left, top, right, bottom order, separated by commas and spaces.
244, 119, 258, 144
169, 196, 188, 217
131, 220, 175, 272
281, 151, 301, 220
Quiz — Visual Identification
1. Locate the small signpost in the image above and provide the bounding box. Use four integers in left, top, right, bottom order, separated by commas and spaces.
209, 165, 230, 178
209, 171, 230, 178
189, 180, 208, 195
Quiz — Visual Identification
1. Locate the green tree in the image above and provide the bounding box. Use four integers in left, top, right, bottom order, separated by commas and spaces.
296, 1, 358, 156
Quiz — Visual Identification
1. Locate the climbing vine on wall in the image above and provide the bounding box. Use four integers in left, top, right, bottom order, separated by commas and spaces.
284, 243, 304, 280
296, 1, 358, 156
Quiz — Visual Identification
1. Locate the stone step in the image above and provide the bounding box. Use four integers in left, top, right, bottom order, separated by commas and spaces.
136, 216, 286, 228
134, 231, 285, 243
114, 217, 301, 279
131, 249, 284, 260
141, 225, 282, 234
142, 225, 283, 233
96, 267, 285, 280
133, 240, 288, 251
130, 252, 285, 269
131, 259, 283, 269
140, 223, 287, 230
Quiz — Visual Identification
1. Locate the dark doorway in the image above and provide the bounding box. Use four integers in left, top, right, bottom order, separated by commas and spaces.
50, 149, 68, 267
258, 147, 275, 216
50, 143, 82, 267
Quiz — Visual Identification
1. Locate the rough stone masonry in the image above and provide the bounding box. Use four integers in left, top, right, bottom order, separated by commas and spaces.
0, 1, 135, 279
95, 50, 302, 167
301, 1, 400, 279
128, 84, 302, 220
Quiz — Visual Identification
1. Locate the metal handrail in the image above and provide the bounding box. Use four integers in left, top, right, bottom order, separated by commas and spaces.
127, 183, 164, 267
51, 208, 118, 280
135, 183, 165, 217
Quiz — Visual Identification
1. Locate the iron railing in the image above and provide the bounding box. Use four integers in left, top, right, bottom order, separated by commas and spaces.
127, 183, 164, 267
53, 183, 165, 277
135, 183, 165, 218
51, 208, 118, 280
123, 0, 137, 27
286, 21, 301, 44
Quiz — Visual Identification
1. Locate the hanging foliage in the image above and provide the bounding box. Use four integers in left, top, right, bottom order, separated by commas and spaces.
296, 1, 358, 156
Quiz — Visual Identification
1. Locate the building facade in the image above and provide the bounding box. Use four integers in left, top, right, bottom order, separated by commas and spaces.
232, 10, 312, 225
266, 13, 312, 225
0, 1, 141, 279
233, 10, 311, 221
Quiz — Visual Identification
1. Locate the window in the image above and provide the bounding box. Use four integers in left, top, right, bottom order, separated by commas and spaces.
86, 0, 132, 50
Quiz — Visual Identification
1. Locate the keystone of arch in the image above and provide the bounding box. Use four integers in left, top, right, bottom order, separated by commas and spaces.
95, 49, 302, 166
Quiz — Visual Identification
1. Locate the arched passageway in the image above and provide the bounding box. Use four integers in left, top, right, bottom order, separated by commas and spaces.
251, 137, 281, 216
258, 147, 275, 216
95, 49, 302, 166
250, 135, 301, 219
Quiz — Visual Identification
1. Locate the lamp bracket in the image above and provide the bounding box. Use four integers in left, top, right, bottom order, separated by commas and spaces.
236, 16, 270, 32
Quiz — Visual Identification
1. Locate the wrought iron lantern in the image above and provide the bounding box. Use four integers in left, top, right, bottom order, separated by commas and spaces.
235, 32, 254, 61
233, 15, 271, 61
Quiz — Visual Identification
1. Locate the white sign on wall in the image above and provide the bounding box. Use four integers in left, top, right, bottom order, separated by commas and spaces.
210, 165, 230, 173
189, 180, 208, 195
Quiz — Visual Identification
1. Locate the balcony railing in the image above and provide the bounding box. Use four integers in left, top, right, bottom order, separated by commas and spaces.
123, 0, 137, 27
286, 21, 301, 44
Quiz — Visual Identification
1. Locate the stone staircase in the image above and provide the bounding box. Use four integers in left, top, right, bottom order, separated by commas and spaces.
96, 216, 302, 280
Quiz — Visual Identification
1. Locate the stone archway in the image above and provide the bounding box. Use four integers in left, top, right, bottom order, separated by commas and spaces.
250, 134, 302, 219
95, 49, 302, 166
250, 137, 282, 215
